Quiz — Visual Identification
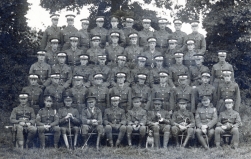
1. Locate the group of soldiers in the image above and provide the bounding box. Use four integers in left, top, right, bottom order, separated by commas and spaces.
10, 13, 242, 150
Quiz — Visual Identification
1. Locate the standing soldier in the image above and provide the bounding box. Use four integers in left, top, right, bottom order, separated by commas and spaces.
211, 50, 234, 89
21, 74, 43, 114
169, 52, 189, 87
36, 95, 61, 149
10, 94, 37, 149
90, 16, 108, 48
86, 35, 106, 65
73, 54, 93, 88
164, 38, 178, 67
105, 32, 124, 67
123, 16, 138, 47
142, 37, 162, 68
124, 33, 143, 69
173, 74, 195, 113
217, 70, 241, 114
151, 72, 174, 112
65, 36, 83, 68
171, 98, 195, 147
183, 39, 197, 68
154, 18, 171, 54
44, 74, 65, 110
147, 98, 172, 148
107, 16, 126, 47
132, 74, 151, 111
58, 95, 81, 149
126, 97, 147, 148
93, 55, 111, 87
88, 73, 110, 113
215, 99, 242, 149
51, 52, 72, 89
187, 20, 206, 54
189, 54, 210, 87
45, 38, 60, 66
81, 96, 103, 150
195, 96, 217, 150
78, 19, 90, 52
170, 19, 187, 51
40, 14, 61, 50
104, 96, 127, 147
60, 14, 78, 51
29, 50, 51, 88
138, 18, 154, 50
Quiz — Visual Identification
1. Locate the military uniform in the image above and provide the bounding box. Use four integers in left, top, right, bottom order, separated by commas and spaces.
73, 64, 93, 87
93, 64, 111, 85
105, 44, 124, 65
45, 49, 59, 66
60, 21, 79, 51
124, 45, 143, 69
183, 50, 197, 68
132, 83, 151, 110
123, 27, 138, 47
78, 28, 90, 51
65, 48, 83, 67
110, 65, 131, 85
187, 32, 206, 54
149, 66, 174, 88
170, 30, 187, 51
90, 26, 108, 48
195, 83, 217, 107
169, 63, 189, 87
142, 49, 162, 68
138, 29, 154, 48
189, 64, 210, 86
107, 28, 126, 47
86, 47, 106, 65
130, 59, 150, 86
52, 63, 72, 88
164, 48, 177, 67
36, 107, 60, 148
153, 25, 171, 53
29, 61, 51, 87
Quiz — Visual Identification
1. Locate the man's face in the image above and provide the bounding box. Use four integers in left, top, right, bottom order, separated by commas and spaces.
111, 21, 118, 28
191, 25, 199, 32
143, 22, 151, 29
156, 60, 163, 67
179, 79, 187, 85
195, 58, 203, 65
111, 36, 119, 44
174, 24, 181, 31
51, 78, 59, 84
81, 23, 89, 30
92, 40, 100, 47
98, 58, 106, 65
149, 42, 156, 49
154, 102, 162, 111
175, 57, 183, 63
202, 99, 210, 107
126, 21, 133, 28
117, 77, 125, 84
58, 57, 66, 64
51, 18, 58, 26
118, 59, 126, 67
179, 102, 187, 110
130, 37, 137, 45
44, 99, 53, 108
19, 98, 28, 105
64, 99, 72, 107
218, 55, 226, 62
95, 78, 103, 85
51, 43, 58, 50
169, 43, 177, 49
112, 100, 119, 107
29, 78, 38, 86
223, 75, 231, 82
96, 21, 104, 27
201, 76, 210, 84
138, 61, 146, 67
159, 23, 166, 30
138, 78, 145, 85
70, 40, 78, 48
225, 102, 233, 110
160, 76, 168, 83
80, 59, 88, 65
87, 99, 96, 109
133, 100, 141, 108
187, 44, 195, 51
67, 19, 74, 26
37, 55, 45, 62
74, 80, 83, 87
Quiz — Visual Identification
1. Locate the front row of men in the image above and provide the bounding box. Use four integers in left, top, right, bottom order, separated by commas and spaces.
10, 92, 241, 150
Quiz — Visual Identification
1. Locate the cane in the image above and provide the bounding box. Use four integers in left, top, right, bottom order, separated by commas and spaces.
81, 126, 95, 149
69, 118, 73, 149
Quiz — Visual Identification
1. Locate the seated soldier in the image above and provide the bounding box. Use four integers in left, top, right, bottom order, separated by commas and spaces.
147, 98, 171, 149
126, 97, 147, 148
36, 95, 61, 149
81, 96, 103, 150
195, 96, 217, 150
10, 93, 37, 149
215, 99, 242, 149
58, 95, 81, 149
104, 96, 127, 147
171, 98, 195, 147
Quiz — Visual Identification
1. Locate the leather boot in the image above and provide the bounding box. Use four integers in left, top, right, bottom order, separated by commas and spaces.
127, 134, 132, 147
96, 134, 101, 151
215, 142, 221, 148
138, 136, 144, 148
115, 140, 121, 147
174, 136, 179, 147
74, 134, 78, 149
18, 141, 24, 149
163, 132, 170, 148
154, 133, 160, 149
63, 134, 69, 149
182, 136, 190, 147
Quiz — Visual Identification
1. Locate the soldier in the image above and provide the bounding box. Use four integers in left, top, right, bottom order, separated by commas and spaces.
151, 71, 175, 111
36, 95, 61, 149
216, 70, 241, 114
138, 18, 154, 49
107, 16, 126, 47
44, 74, 65, 110
29, 50, 51, 87
86, 35, 106, 65
142, 37, 162, 68
123, 16, 138, 47
58, 95, 81, 149
124, 33, 143, 69
154, 18, 171, 53
40, 14, 61, 50
195, 96, 217, 150
131, 74, 151, 111
65, 75, 88, 114
51, 52, 72, 89
170, 19, 187, 51
215, 99, 242, 149
81, 96, 103, 150
126, 97, 147, 148
10, 94, 37, 149
164, 38, 178, 67
45, 38, 60, 66
78, 19, 90, 51
169, 52, 189, 87
147, 98, 172, 148
65, 36, 83, 68
93, 55, 111, 87
211, 50, 234, 89
88, 73, 110, 113
173, 74, 195, 113
189, 54, 210, 87
109, 72, 132, 112
171, 98, 195, 147
195, 72, 217, 107
130, 56, 150, 86
183, 39, 197, 68
104, 96, 127, 147
60, 14, 78, 51
105, 32, 124, 67
90, 16, 108, 48
73, 54, 93, 88
21, 74, 43, 114
187, 20, 206, 54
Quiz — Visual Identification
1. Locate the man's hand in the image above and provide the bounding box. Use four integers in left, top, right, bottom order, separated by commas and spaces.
221, 125, 227, 130
19, 121, 25, 126
92, 119, 98, 125
201, 125, 208, 129
26, 122, 31, 126
178, 125, 187, 131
